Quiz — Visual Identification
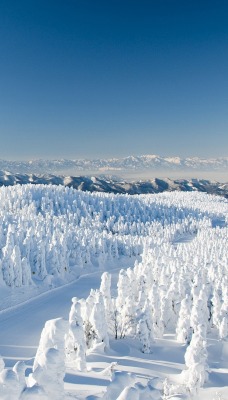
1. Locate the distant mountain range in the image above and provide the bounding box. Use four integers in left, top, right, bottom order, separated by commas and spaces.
0, 171, 227, 198
0, 155, 227, 174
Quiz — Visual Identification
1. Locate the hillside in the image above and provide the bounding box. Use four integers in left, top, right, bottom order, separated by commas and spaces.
0, 171, 227, 198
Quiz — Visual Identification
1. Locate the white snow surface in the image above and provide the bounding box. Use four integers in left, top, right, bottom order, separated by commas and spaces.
0, 185, 227, 399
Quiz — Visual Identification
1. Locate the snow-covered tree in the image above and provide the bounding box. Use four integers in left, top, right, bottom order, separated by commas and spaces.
182, 326, 209, 394
31, 347, 65, 400
11, 245, 22, 287
136, 299, 154, 353
100, 272, 113, 330
29, 317, 68, 398
89, 292, 109, 350
176, 295, 192, 344
190, 297, 208, 338
137, 316, 151, 354
211, 289, 222, 329
148, 284, 164, 338
65, 297, 87, 370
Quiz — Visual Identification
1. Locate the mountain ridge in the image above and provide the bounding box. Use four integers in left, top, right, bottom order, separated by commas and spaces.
0, 155, 227, 174
0, 171, 227, 198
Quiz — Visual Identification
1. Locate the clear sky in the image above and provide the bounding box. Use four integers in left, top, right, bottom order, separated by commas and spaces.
0, 0, 228, 160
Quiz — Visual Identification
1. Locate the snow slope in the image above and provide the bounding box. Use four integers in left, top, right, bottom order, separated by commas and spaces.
0, 269, 118, 366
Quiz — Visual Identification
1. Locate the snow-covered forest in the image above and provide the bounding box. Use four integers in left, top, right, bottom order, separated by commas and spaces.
0, 185, 227, 399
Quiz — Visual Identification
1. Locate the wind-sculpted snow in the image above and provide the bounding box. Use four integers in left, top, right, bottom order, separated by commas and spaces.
0, 185, 227, 288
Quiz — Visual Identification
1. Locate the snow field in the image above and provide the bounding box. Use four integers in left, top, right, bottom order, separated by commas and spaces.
0, 185, 227, 399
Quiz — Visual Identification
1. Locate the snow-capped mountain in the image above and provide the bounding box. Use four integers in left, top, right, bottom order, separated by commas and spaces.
0, 155, 227, 174
0, 171, 227, 197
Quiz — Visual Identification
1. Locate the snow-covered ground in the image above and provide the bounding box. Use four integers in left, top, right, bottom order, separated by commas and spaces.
0, 270, 227, 399
0, 185, 227, 399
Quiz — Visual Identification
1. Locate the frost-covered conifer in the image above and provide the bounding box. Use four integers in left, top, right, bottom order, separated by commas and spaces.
30, 318, 68, 399
114, 269, 138, 338
160, 289, 175, 331
47, 242, 61, 277
100, 272, 113, 329
116, 269, 131, 310
2, 228, 15, 286
137, 316, 151, 354
120, 296, 137, 338
31, 347, 65, 400
136, 275, 147, 312
67, 298, 86, 368
11, 245, 22, 287
65, 297, 86, 370
85, 289, 99, 320
191, 274, 202, 300
190, 297, 207, 338
182, 326, 208, 394
83, 290, 100, 348
58, 233, 69, 275
34, 241, 47, 280
32, 318, 68, 372
211, 289, 222, 329
89, 292, 109, 350
199, 286, 210, 329
176, 295, 192, 344
126, 267, 137, 303
142, 300, 154, 345
21, 257, 32, 286
148, 284, 164, 338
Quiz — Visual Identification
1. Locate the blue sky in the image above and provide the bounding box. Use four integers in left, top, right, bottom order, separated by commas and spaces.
0, 0, 228, 160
